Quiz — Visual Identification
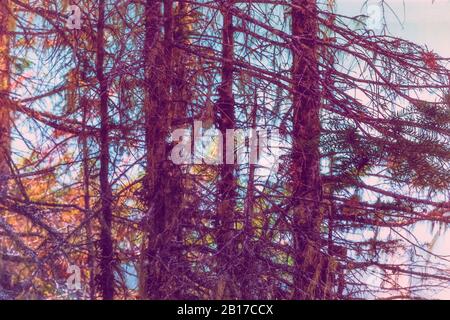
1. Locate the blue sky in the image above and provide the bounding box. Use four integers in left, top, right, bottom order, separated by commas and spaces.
337, 0, 450, 299
337, 0, 450, 56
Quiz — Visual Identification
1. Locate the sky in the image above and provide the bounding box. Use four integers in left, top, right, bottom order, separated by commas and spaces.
337, 0, 450, 56
337, 0, 450, 299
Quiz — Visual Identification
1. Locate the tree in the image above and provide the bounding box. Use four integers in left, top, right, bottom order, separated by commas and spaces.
0, 0, 448, 300
214, 0, 239, 299
290, 0, 325, 299
96, 0, 114, 300
0, 0, 12, 197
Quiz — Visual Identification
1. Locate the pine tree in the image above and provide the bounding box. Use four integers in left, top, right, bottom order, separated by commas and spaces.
0, 0, 12, 198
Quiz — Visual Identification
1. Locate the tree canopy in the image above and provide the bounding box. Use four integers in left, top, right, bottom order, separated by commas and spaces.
0, 0, 449, 300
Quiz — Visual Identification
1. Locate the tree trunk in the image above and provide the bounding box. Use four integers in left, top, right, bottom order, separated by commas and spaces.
81, 94, 95, 300
291, 0, 324, 300
215, 0, 238, 299
0, 0, 12, 198
140, 0, 160, 299
96, 0, 114, 300
240, 90, 258, 299
142, 0, 182, 299
0, 0, 11, 294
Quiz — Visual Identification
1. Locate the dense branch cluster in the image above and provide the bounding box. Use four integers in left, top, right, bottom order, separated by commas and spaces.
0, 0, 449, 300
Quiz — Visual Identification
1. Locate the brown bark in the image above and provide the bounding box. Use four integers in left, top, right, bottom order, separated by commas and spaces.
81, 95, 95, 300
96, 0, 114, 300
0, 0, 12, 198
143, 0, 182, 299
140, 0, 160, 298
240, 90, 258, 299
0, 1, 15, 298
291, 0, 324, 299
215, 0, 238, 299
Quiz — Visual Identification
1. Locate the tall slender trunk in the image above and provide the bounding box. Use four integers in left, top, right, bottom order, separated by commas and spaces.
240, 90, 257, 299
142, 0, 162, 299
215, 0, 238, 299
140, 0, 160, 298
72, 32, 96, 299
96, 0, 114, 300
143, 0, 180, 299
172, 1, 190, 122
291, 0, 324, 299
171, 1, 191, 298
0, 1, 12, 299
81, 97, 95, 300
0, 0, 12, 198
